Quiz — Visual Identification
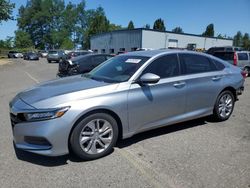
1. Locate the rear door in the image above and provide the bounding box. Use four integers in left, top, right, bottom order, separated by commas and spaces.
179, 53, 223, 116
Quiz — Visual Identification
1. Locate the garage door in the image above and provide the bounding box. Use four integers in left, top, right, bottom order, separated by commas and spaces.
168, 39, 178, 48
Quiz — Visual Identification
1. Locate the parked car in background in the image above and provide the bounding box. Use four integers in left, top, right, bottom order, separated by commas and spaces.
207, 46, 243, 55
57, 54, 113, 77
213, 51, 250, 76
67, 50, 92, 59
23, 52, 39, 60
10, 50, 245, 160
8, 51, 23, 58
47, 50, 67, 63
38, 50, 48, 58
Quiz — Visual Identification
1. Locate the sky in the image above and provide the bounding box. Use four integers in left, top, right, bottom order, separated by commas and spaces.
0, 0, 249, 40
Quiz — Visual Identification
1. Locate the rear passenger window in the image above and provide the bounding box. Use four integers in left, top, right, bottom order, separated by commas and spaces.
142, 54, 179, 78
238, 53, 248, 60
179, 54, 217, 74
211, 58, 225, 70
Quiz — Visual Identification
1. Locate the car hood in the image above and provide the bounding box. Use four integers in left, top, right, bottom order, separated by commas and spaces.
18, 75, 117, 108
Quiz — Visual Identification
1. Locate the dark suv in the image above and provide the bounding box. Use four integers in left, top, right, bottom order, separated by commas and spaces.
213, 51, 250, 76
57, 54, 113, 77
207, 46, 243, 55
47, 50, 67, 63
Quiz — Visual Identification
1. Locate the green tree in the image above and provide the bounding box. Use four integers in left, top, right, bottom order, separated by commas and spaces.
0, 37, 13, 49
127, 20, 134, 29
109, 23, 122, 31
202, 24, 214, 37
0, 0, 15, 23
144, 24, 150, 29
60, 38, 74, 49
17, 0, 66, 49
153, 18, 166, 31
242, 33, 250, 50
14, 30, 33, 48
84, 7, 110, 49
233, 31, 243, 46
172, 27, 183, 33
217, 34, 223, 39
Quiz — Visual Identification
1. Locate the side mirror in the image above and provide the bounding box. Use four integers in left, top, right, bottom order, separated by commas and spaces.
137, 73, 160, 85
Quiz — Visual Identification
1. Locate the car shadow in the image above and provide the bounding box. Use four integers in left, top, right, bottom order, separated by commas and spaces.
14, 117, 208, 166
117, 117, 207, 148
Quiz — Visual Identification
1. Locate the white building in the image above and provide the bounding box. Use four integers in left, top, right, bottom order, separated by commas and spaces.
90, 28, 233, 54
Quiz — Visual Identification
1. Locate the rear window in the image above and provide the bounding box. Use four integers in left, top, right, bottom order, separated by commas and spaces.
213, 52, 234, 61
179, 54, 217, 74
211, 58, 225, 70
49, 51, 58, 54
237, 53, 248, 60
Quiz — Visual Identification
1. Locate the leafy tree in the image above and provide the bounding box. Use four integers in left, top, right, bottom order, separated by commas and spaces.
202, 24, 214, 37
0, 37, 13, 48
109, 23, 122, 31
153, 18, 166, 31
60, 38, 74, 49
144, 24, 150, 29
127, 20, 134, 29
14, 30, 33, 48
172, 27, 183, 33
0, 0, 15, 23
217, 34, 223, 39
242, 33, 250, 50
84, 7, 110, 49
233, 31, 242, 46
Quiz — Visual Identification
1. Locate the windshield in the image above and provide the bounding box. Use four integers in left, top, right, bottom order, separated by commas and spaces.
84, 55, 149, 83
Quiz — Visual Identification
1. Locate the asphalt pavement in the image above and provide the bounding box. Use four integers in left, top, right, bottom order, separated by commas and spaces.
0, 58, 249, 188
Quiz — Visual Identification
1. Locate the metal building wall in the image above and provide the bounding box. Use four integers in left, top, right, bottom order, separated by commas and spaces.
90, 30, 142, 54
142, 30, 233, 50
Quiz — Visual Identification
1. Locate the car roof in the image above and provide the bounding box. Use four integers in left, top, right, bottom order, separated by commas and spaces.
119, 49, 207, 58
71, 53, 111, 61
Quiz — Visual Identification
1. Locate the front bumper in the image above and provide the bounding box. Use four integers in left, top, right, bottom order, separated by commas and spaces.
9, 98, 74, 156
11, 117, 71, 156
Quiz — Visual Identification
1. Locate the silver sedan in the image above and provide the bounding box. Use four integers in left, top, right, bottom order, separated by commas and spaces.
9, 50, 245, 160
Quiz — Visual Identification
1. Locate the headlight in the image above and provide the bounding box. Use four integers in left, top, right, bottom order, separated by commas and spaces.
23, 106, 70, 122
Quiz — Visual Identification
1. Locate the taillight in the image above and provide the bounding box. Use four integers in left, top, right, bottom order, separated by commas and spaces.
241, 70, 247, 79
233, 52, 237, 66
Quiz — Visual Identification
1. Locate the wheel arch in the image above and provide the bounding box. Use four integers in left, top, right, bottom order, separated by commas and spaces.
67, 108, 123, 151
220, 86, 237, 101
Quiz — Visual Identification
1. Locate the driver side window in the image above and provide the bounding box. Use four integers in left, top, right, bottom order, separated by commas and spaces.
142, 54, 180, 78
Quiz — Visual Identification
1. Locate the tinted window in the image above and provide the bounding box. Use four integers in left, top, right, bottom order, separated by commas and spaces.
91, 56, 106, 66
142, 54, 179, 78
211, 58, 225, 70
238, 53, 248, 60
213, 52, 234, 61
179, 54, 217, 74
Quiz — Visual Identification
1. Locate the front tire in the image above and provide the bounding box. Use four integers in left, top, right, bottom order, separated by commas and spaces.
70, 113, 118, 160
212, 90, 235, 121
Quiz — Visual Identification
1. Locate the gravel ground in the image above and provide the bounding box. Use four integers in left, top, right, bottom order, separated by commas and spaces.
0, 58, 249, 188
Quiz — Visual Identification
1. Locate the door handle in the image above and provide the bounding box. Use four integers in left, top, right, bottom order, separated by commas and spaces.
212, 76, 223, 81
173, 81, 186, 88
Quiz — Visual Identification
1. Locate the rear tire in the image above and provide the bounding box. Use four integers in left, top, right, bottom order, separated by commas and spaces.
212, 90, 235, 121
70, 113, 118, 160
48, 60, 51, 63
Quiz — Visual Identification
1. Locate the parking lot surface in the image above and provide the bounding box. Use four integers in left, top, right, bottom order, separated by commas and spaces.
0, 58, 250, 188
